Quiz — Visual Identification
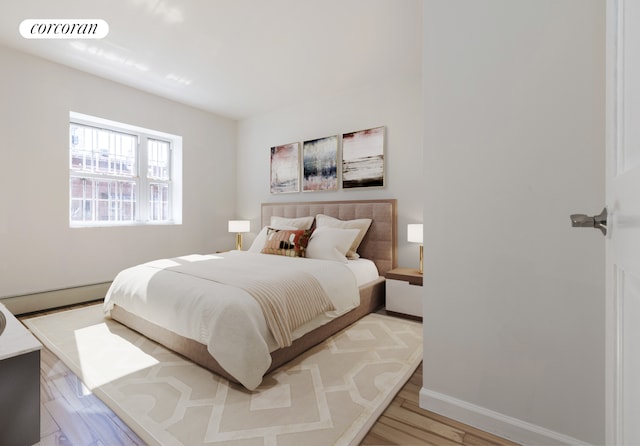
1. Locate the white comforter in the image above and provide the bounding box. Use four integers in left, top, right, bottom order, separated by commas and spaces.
103, 251, 360, 390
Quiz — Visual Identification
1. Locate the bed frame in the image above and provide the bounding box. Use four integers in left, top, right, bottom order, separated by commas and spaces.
111, 199, 397, 385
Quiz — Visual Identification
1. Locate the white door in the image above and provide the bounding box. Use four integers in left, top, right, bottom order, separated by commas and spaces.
606, 1, 640, 444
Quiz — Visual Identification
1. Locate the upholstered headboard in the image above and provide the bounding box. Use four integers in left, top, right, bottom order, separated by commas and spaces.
261, 199, 397, 275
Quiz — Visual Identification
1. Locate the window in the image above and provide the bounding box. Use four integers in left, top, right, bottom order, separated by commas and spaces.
69, 112, 182, 227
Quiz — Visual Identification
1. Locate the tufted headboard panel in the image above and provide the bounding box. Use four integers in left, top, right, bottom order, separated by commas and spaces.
261, 199, 397, 275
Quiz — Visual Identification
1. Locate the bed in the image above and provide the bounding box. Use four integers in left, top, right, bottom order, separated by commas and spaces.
104, 199, 397, 390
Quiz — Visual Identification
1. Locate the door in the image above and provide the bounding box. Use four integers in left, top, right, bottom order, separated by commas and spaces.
606, 1, 640, 444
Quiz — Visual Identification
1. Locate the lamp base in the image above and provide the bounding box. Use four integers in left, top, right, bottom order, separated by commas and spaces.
419, 244, 423, 274
235, 233, 243, 251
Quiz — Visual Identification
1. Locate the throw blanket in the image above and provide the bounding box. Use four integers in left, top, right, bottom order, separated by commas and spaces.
162, 257, 335, 348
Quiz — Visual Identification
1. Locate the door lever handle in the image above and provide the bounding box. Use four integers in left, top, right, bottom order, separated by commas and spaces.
570, 207, 607, 236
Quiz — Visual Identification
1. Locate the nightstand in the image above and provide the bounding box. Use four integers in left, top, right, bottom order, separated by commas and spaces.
385, 268, 423, 319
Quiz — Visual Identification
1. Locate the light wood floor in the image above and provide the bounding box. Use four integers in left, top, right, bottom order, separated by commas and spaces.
22, 308, 519, 446
361, 363, 519, 446
37, 346, 145, 445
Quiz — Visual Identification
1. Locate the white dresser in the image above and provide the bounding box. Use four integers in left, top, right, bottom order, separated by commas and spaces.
0, 303, 42, 446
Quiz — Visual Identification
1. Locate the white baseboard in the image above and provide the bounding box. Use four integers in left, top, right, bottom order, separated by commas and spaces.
0, 283, 111, 315
419, 387, 593, 446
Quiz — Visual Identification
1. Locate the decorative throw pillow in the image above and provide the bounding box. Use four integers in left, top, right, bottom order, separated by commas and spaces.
306, 227, 360, 263
248, 225, 296, 252
261, 228, 313, 257
315, 214, 372, 259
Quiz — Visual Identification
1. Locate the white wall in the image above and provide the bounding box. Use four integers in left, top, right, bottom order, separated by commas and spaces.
236, 76, 423, 268
0, 45, 237, 299
421, 1, 605, 445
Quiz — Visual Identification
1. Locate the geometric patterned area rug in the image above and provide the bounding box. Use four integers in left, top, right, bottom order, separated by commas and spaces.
25, 304, 422, 446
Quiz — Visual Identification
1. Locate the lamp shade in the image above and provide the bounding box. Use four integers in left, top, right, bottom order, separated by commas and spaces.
407, 224, 423, 244
228, 220, 250, 233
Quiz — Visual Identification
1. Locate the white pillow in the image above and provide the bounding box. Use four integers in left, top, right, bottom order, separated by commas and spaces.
248, 225, 297, 252
315, 214, 372, 259
270, 215, 314, 229
306, 227, 360, 263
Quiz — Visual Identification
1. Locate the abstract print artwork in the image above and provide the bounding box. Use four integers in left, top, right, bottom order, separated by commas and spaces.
270, 142, 300, 193
342, 126, 385, 188
302, 135, 338, 191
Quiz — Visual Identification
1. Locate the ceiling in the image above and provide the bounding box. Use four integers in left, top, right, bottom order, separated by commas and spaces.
0, 0, 422, 119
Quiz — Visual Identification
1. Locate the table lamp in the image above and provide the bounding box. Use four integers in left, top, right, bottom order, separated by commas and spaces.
228, 220, 250, 250
407, 223, 423, 274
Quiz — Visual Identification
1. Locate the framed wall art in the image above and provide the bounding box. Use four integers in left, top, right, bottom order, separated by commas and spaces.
270, 142, 300, 194
342, 126, 385, 188
302, 135, 338, 191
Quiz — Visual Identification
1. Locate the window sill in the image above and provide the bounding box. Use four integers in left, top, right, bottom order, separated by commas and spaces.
70, 221, 181, 228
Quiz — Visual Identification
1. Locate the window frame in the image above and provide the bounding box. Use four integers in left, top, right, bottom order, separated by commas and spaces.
69, 112, 182, 228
